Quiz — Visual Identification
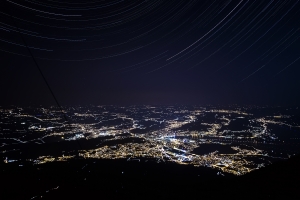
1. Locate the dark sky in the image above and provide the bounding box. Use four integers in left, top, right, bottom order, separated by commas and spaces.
1, 0, 300, 106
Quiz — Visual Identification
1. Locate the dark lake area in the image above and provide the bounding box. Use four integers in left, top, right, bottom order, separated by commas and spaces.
191, 143, 238, 155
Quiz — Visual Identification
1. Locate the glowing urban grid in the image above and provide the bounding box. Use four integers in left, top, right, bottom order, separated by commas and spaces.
1, 105, 300, 175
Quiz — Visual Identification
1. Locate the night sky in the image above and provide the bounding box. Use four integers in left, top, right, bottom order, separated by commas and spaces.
1, 0, 300, 106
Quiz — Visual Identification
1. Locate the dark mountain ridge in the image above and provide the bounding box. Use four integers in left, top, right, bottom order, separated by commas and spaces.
1, 154, 299, 200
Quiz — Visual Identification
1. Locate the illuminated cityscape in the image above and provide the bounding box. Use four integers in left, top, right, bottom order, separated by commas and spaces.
1, 105, 299, 176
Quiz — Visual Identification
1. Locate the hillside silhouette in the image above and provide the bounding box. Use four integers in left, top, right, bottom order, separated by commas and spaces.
1, 154, 300, 200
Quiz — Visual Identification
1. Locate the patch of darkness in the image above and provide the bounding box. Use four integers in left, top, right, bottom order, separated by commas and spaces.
0, 136, 115, 159
268, 124, 300, 141
42, 135, 65, 143
116, 133, 131, 137
100, 137, 145, 146
173, 122, 211, 132
2, 154, 300, 199
219, 118, 251, 132
191, 143, 238, 155
130, 125, 164, 134
139, 120, 160, 127
244, 156, 270, 164
0, 158, 231, 200
197, 113, 219, 124
236, 144, 256, 151
252, 143, 300, 157
221, 131, 252, 137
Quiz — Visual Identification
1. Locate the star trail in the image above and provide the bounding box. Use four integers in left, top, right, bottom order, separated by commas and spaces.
0, 0, 300, 106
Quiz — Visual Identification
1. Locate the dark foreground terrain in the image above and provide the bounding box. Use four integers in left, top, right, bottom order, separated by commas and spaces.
1, 155, 300, 200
